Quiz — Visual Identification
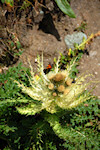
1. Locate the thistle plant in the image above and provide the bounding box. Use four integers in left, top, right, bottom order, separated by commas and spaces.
14, 54, 94, 115
0, 54, 98, 149
12, 54, 97, 147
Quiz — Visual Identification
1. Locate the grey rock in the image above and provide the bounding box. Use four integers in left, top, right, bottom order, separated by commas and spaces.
65, 32, 87, 50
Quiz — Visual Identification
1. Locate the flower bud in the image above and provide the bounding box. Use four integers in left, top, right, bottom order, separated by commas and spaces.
53, 92, 57, 96
53, 73, 66, 82
66, 78, 73, 86
57, 85, 65, 92
48, 83, 54, 90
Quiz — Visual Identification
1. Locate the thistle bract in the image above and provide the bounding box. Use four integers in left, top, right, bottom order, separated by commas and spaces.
15, 55, 93, 115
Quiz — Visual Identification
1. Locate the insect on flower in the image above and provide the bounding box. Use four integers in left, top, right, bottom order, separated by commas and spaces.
44, 63, 53, 74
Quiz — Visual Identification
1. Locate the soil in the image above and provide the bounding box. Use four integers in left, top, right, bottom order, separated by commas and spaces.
0, 0, 100, 97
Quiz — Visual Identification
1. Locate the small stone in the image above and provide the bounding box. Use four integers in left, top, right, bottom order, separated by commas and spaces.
94, 72, 98, 75
35, 58, 37, 63
39, 10, 44, 15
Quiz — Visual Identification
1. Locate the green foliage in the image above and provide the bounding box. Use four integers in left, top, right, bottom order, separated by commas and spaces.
54, 0, 76, 18
74, 21, 87, 32
0, 97, 99, 149
0, 53, 99, 149
45, 98, 100, 149
1, 0, 14, 7
62, 98, 100, 149
0, 31, 23, 66
1, 0, 76, 18
0, 63, 32, 149
59, 53, 80, 79
0, 63, 30, 100
19, 1, 30, 10
0, 120, 17, 136
7, 34, 23, 57
3, 146, 11, 150
1, 0, 5, 4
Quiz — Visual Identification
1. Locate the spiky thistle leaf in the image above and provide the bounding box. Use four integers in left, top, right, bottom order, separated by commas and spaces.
14, 55, 95, 115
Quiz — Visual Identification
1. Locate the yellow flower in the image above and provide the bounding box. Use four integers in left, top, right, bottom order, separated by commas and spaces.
35, 74, 40, 80
68, 48, 72, 56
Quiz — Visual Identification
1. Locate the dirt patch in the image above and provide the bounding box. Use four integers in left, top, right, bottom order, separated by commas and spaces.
0, 0, 100, 97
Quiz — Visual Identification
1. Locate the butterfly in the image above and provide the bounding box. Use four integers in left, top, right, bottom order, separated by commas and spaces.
44, 63, 52, 74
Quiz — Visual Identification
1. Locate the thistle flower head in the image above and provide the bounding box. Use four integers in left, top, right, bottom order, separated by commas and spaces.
15, 55, 94, 115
